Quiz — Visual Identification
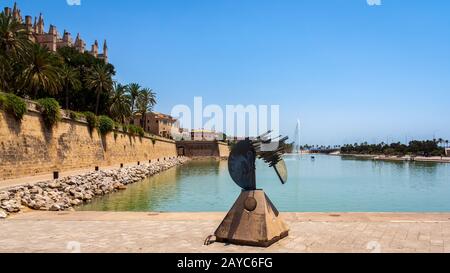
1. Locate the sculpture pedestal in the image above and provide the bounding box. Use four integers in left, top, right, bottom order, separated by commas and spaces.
214, 190, 289, 247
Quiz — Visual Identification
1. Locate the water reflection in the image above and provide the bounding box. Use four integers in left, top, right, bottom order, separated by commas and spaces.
79, 155, 450, 212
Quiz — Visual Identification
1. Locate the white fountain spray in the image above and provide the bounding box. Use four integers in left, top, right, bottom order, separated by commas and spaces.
293, 119, 301, 154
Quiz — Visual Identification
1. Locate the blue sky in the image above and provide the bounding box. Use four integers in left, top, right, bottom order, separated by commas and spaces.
5, 0, 450, 145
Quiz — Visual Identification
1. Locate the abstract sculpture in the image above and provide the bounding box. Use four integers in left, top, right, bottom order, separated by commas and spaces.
214, 132, 290, 247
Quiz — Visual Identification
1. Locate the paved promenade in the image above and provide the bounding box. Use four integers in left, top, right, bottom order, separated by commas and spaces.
1, 212, 450, 253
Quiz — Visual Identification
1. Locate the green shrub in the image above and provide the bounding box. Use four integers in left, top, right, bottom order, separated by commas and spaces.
98, 115, 114, 135
37, 98, 61, 128
127, 125, 145, 137
0, 93, 28, 121
136, 126, 145, 137
84, 112, 98, 131
127, 125, 136, 135
69, 111, 83, 121
122, 124, 128, 133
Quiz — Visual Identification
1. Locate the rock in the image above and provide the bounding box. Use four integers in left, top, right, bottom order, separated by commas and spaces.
28, 200, 36, 208
0, 209, 7, 219
29, 187, 41, 194
70, 199, 82, 206
74, 192, 84, 200
1, 200, 20, 213
49, 204, 61, 211
48, 182, 61, 189
83, 194, 93, 201
21, 197, 32, 206
0, 191, 9, 201
94, 189, 103, 195
32, 200, 46, 210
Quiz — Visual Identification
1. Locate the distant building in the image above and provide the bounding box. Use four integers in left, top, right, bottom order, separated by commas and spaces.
177, 128, 191, 141
132, 112, 178, 139
446, 148, 450, 157
191, 129, 224, 141
3, 3, 108, 63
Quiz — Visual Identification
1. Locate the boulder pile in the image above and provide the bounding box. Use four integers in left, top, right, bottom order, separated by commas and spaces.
0, 157, 189, 217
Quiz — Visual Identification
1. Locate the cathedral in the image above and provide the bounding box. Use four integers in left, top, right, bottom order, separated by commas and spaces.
3, 3, 108, 63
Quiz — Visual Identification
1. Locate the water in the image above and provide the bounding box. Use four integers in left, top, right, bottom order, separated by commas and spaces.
79, 155, 450, 212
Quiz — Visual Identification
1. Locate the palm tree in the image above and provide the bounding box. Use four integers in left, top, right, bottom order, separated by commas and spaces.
126, 83, 141, 114
0, 54, 10, 91
135, 88, 157, 130
60, 64, 81, 109
19, 44, 62, 98
109, 82, 131, 124
0, 12, 31, 91
85, 63, 113, 115
0, 12, 30, 59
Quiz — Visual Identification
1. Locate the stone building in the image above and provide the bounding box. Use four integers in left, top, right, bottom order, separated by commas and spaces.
132, 112, 179, 139
446, 148, 450, 157
190, 129, 224, 141
3, 3, 108, 63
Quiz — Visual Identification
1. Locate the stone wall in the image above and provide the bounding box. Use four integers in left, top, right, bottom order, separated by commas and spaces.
0, 103, 177, 181
218, 142, 231, 158
176, 141, 230, 158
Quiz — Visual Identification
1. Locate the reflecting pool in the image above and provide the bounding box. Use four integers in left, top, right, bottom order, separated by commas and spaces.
79, 155, 450, 212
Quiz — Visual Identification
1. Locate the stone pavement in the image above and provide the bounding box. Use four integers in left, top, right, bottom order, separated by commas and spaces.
1, 212, 450, 253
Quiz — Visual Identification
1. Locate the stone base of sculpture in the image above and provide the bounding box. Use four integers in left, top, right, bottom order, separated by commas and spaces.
214, 190, 289, 247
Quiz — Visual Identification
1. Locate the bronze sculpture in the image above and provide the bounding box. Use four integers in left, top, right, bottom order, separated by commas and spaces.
213, 132, 290, 247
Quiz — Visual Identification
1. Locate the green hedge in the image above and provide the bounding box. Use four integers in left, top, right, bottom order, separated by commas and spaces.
84, 111, 98, 131
0, 93, 28, 121
127, 124, 145, 137
127, 124, 137, 135
37, 98, 61, 128
68, 110, 84, 121
137, 126, 145, 137
98, 115, 114, 135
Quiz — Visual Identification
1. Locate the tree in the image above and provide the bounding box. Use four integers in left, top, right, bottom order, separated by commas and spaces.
60, 64, 81, 109
126, 83, 141, 114
0, 12, 30, 59
0, 54, 10, 91
18, 44, 62, 98
0, 12, 31, 91
135, 88, 157, 130
109, 82, 131, 123
57, 46, 115, 113
85, 63, 113, 115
